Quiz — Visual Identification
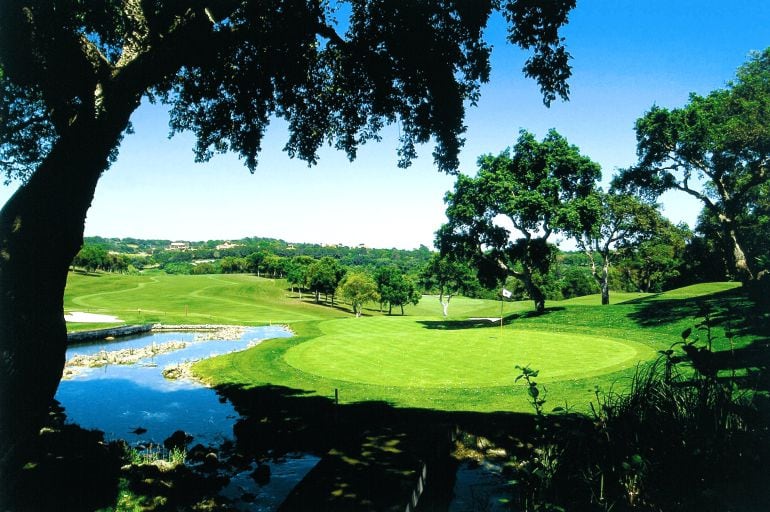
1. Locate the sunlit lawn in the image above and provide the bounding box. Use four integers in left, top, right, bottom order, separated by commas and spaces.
64, 273, 753, 413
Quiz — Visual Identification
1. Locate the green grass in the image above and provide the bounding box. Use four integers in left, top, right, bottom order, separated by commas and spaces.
282, 318, 654, 387
65, 273, 759, 413
64, 271, 347, 327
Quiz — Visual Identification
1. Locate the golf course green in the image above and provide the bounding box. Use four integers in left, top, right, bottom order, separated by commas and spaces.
283, 317, 653, 388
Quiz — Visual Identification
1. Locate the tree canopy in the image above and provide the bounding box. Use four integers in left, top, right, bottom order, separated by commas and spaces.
567, 192, 672, 304
614, 48, 770, 282
307, 256, 346, 304
337, 272, 379, 317
374, 266, 421, 315
437, 129, 601, 312
420, 253, 478, 316
0, 0, 575, 181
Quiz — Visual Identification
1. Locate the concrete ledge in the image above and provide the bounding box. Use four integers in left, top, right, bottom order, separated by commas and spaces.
67, 324, 153, 345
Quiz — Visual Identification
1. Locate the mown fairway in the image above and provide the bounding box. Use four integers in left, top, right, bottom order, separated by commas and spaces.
64, 272, 752, 412
64, 271, 347, 329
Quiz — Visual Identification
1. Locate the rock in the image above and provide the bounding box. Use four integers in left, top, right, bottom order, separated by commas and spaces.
164, 430, 193, 450
162, 366, 184, 379
486, 447, 508, 459
204, 452, 219, 467
188, 444, 209, 462
152, 459, 176, 473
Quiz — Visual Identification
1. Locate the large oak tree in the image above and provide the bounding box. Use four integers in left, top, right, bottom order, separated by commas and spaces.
437, 129, 600, 313
0, 0, 575, 489
614, 48, 770, 283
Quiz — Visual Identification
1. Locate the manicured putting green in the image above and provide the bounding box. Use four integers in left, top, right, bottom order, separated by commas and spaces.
283, 317, 655, 389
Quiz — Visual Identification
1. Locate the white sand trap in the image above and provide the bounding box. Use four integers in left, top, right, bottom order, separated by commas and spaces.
64, 311, 123, 323
469, 317, 502, 323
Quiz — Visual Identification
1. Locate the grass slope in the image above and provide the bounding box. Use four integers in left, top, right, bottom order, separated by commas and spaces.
196, 282, 757, 413
64, 273, 758, 413
64, 271, 346, 326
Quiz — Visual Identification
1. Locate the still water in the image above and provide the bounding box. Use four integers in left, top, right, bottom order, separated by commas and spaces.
57, 326, 291, 445
55, 325, 319, 510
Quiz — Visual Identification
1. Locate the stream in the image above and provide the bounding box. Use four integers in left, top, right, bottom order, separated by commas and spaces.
55, 325, 320, 510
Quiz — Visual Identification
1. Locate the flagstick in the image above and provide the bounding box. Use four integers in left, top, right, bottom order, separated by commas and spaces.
500, 294, 504, 333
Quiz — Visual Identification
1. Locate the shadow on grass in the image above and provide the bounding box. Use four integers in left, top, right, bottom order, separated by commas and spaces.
418, 308, 565, 330
625, 286, 756, 328
628, 285, 770, 401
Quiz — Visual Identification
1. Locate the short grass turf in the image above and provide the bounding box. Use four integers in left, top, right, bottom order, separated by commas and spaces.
196, 282, 759, 412
63, 271, 347, 327
282, 317, 654, 388
63, 273, 757, 413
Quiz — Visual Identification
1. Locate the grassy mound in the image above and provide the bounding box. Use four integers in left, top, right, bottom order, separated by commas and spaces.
283, 318, 654, 388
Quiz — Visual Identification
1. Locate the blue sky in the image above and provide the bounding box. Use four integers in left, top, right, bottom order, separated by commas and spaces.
3, 1, 769, 249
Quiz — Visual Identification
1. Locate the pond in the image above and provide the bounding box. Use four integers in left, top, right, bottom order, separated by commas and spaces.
55, 325, 320, 510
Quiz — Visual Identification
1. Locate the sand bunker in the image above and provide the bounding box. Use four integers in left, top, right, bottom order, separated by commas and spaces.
64, 311, 123, 323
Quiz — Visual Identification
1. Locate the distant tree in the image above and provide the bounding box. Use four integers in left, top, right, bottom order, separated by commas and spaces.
617, 221, 691, 292
375, 266, 421, 315
162, 262, 193, 275
337, 272, 379, 317
286, 255, 315, 298
104, 252, 129, 273
246, 251, 270, 276
559, 267, 599, 299
263, 254, 287, 278
191, 262, 217, 275
220, 256, 247, 274
307, 257, 346, 305
567, 192, 669, 305
72, 244, 107, 272
437, 130, 601, 312
614, 49, 770, 282
420, 254, 478, 317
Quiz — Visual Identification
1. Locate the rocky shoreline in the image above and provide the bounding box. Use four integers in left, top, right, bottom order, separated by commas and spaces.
62, 341, 189, 379
63, 325, 259, 381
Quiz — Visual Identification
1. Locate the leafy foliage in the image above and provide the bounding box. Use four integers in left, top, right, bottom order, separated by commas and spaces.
438, 129, 601, 311
374, 265, 420, 315
307, 256, 346, 304
0, 0, 576, 181
614, 48, 770, 281
337, 271, 379, 316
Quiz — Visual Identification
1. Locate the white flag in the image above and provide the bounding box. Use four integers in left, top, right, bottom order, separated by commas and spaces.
501, 288, 512, 298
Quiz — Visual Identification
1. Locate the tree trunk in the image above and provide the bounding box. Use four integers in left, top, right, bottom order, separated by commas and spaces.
727, 226, 754, 282
388, 303, 392, 315
439, 292, 450, 317
0, 112, 130, 495
600, 260, 610, 305
520, 271, 546, 313
400, 304, 404, 315
585, 248, 611, 305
